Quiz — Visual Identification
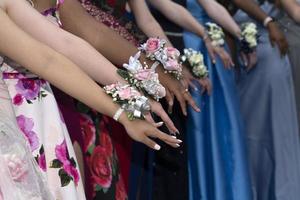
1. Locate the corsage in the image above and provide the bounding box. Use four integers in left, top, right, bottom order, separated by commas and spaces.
205, 22, 225, 47
181, 48, 208, 79
118, 51, 166, 101
139, 38, 183, 80
104, 83, 150, 120
240, 22, 258, 53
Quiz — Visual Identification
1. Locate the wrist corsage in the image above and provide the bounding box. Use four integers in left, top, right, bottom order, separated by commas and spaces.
104, 83, 150, 120
139, 38, 183, 80
205, 22, 225, 47
118, 51, 166, 101
181, 48, 209, 79
240, 22, 258, 53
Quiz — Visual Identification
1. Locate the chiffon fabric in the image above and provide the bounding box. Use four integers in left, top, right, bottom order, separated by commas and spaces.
234, 2, 300, 199
184, 1, 252, 199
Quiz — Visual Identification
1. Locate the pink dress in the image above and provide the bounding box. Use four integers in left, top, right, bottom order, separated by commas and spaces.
0, 1, 86, 199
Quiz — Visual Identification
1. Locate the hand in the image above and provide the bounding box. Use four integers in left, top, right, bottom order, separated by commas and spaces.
120, 114, 182, 150
204, 38, 234, 69
267, 21, 288, 56
240, 51, 258, 71
182, 66, 212, 95
148, 99, 179, 134
158, 68, 200, 116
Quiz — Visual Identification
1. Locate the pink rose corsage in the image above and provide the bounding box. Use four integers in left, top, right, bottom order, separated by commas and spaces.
103, 83, 150, 120
139, 38, 183, 80
118, 51, 166, 101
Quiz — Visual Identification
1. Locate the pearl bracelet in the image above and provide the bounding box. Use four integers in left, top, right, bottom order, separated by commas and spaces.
113, 108, 124, 122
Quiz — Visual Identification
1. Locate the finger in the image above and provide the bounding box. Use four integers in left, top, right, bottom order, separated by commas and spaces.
208, 48, 217, 64
184, 92, 201, 113
165, 141, 181, 148
165, 89, 174, 114
269, 36, 275, 47
153, 121, 164, 128
143, 137, 161, 151
152, 106, 179, 133
176, 92, 187, 116
149, 129, 182, 144
189, 80, 198, 91
145, 114, 155, 124
241, 52, 248, 67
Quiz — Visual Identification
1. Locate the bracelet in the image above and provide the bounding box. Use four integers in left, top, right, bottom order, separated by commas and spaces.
113, 108, 124, 121
263, 16, 273, 27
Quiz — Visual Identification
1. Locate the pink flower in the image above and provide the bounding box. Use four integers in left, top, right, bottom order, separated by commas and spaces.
89, 146, 112, 188
38, 153, 46, 172
15, 79, 40, 100
165, 47, 180, 59
13, 94, 23, 106
64, 165, 80, 186
79, 114, 96, 153
118, 87, 132, 100
165, 59, 181, 71
55, 140, 68, 164
105, 83, 117, 91
16, 115, 39, 152
145, 38, 160, 53
100, 131, 113, 157
134, 69, 152, 81
5, 154, 28, 182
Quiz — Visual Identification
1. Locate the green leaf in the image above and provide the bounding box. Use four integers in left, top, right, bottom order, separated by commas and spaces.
102, 187, 109, 194
87, 144, 96, 155
70, 157, 77, 168
95, 184, 102, 192
59, 169, 72, 187
26, 99, 33, 104
50, 159, 63, 168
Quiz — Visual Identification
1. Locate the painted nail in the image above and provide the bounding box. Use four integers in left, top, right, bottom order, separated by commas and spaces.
177, 139, 183, 143
157, 122, 164, 126
154, 144, 161, 151
171, 136, 177, 139
175, 144, 180, 147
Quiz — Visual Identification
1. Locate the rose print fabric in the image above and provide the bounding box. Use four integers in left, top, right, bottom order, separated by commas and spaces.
0, 48, 85, 200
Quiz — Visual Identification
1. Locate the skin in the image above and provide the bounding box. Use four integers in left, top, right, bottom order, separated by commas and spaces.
0, 0, 182, 150
278, 0, 300, 23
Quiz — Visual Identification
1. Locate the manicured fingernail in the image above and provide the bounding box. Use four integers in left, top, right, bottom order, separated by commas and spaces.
175, 144, 180, 147
154, 144, 161, 150
171, 136, 177, 139
196, 108, 201, 112
176, 131, 180, 135
157, 122, 164, 126
177, 139, 183, 143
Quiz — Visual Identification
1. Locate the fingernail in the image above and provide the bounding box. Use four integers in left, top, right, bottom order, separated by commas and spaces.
213, 60, 216, 64
171, 136, 177, 139
157, 122, 164, 126
176, 131, 181, 135
177, 139, 183, 143
154, 144, 161, 151
197, 108, 201, 112
175, 144, 180, 147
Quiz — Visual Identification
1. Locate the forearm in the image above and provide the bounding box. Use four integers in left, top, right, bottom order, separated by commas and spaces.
0, 8, 124, 121
6, 0, 122, 85
280, 0, 300, 23
199, 0, 241, 37
233, 0, 268, 23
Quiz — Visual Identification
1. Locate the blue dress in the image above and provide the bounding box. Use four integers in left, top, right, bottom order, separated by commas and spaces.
234, 2, 300, 200
183, 1, 252, 200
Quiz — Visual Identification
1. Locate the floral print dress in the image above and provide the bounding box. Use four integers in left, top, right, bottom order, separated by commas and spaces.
0, 3, 85, 200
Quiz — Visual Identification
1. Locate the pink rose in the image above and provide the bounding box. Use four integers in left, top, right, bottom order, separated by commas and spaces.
100, 130, 113, 157
165, 47, 180, 59
79, 114, 96, 153
118, 87, 132, 100
134, 69, 152, 81
145, 38, 160, 52
105, 83, 117, 91
16, 115, 39, 152
13, 94, 23, 106
165, 59, 181, 71
89, 146, 112, 188
5, 154, 28, 182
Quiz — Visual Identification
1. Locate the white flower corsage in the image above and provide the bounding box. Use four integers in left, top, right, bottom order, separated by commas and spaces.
139, 38, 183, 80
104, 83, 151, 120
240, 22, 258, 53
205, 22, 225, 47
181, 48, 209, 79
118, 51, 166, 101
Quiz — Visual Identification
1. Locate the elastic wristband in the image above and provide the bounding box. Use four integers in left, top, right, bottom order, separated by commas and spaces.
113, 108, 124, 121
263, 16, 273, 27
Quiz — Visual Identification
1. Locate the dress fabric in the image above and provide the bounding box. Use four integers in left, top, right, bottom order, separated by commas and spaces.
278, 6, 300, 133
234, 2, 300, 200
0, 31, 85, 200
0, 74, 53, 200
184, 1, 252, 200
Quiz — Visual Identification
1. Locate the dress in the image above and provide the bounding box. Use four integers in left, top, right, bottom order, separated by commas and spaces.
184, 1, 252, 199
278, 2, 300, 133
0, 74, 53, 200
0, 10, 86, 199
234, 2, 300, 199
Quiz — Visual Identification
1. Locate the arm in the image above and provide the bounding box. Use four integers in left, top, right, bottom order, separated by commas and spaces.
129, 0, 172, 45
232, 0, 288, 55
0, 6, 180, 150
198, 0, 241, 38
279, 0, 300, 23
6, 0, 121, 85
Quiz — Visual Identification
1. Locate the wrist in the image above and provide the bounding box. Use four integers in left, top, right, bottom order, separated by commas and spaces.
264, 16, 274, 28
118, 109, 130, 126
